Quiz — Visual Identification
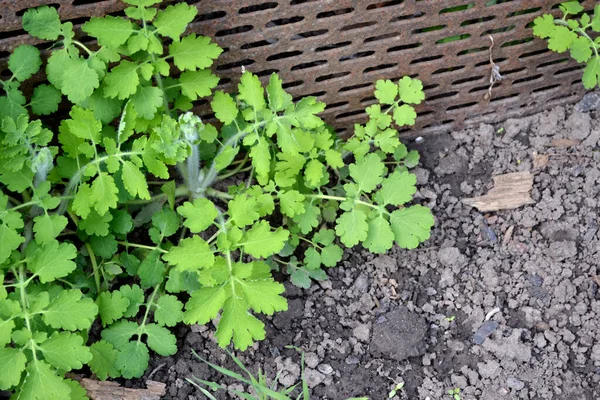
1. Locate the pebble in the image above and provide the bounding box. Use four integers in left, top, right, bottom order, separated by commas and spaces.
304, 369, 325, 388
345, 355, 360, 365
575, 92, 600, 112
317, 363, 334, 375
506, 376, 525, 390
472, 321, 499, 345
353, 323, 371, 342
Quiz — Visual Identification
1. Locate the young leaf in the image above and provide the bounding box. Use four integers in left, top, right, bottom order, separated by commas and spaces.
8, 45, 42, 81
583, 57, 600, 89
239, 221, 289, 258
374, 171, 417, 206
32, 214, 68, 245
104, 60, 140, 99
144, 323, 177, 356
177, 198, 218, 233
169, 34, 222, 71
43, 289, 98, 331
184, 286, 230, 325
211, 91, 238, 124
228, 195, 259, 227
349, 153, 385, 193
393, 104, 417, 127
0, 348, 27, 390
30, 84, 62, 115
266, 73, 293, 111
119, 284, 145, 318
216, 297, 267, 351
336, 209, 368, 247
22, 6, 61, 41
82, 16, 134, 48
374, 79, 398, 105
28, 241, 77, 283
132, 86, 163, 119
38, 331, 92, 371
97, 291, 131, 326
397, 76, 425, 104
89, 340, 120, 380
18, 361, 71, 400
116, 341, 150, 379
179, 70, 220, 100
61, 57, 101, 103
154, 295, 184, 327
153, 3, 197, 40
162, 236, 215, 271
389, 205, 434, 249
121, 161, 151, 200
363, 214, 395, 254
238, 72, 266, 111
90, 173, 119, 215
101, 320, 139, 349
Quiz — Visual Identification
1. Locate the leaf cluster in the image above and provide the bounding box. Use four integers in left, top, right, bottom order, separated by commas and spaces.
0, 0, 434, 397
533, 2, 600, 88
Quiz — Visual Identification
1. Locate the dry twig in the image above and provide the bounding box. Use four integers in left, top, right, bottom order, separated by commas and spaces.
484, 35, 503, 101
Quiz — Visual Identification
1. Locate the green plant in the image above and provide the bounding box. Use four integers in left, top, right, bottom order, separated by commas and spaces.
0, 0, 433, 397
188, 347, 369, 400
388, 381, 405, 398
533, 1, 600, 88
447, 387, 461, 400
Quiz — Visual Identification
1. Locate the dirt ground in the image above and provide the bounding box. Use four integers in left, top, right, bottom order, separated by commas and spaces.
138, 98, 600, 400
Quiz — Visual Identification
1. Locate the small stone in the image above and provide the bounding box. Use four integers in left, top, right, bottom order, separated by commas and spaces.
547, 241, 577, 261
506, 376, 525, 390
353, 323, 371, 342
478, 360, 500, 379
345, 355, 360, 365
437, 247, 467, 269
304, 352, 319, 369
317, 363, 334, 375
304, 369, 325, 388
575, 92, 600, 112
472, 321, 499, 345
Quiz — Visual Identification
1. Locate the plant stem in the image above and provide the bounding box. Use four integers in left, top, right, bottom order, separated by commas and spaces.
206, 188, 234, 200
85, 242, 102, 293
138, 284, 160, 345
117, 241, 168, 253
305, 193, 386, 213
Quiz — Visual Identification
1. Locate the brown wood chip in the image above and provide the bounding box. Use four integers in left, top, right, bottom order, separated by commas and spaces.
80, 379, 166, 400
549, 139, 580, 148
462, 171, 535, 212
533, 153, 549, 169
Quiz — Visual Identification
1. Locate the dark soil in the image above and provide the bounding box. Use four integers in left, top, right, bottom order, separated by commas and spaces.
136, 101, 600, 399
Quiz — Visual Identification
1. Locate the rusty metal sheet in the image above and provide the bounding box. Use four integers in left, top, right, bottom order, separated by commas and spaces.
0, 0, 592, 136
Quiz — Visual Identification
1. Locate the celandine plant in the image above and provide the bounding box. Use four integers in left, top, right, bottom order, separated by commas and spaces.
0, 0, 434, 397
533, 1, 600, 88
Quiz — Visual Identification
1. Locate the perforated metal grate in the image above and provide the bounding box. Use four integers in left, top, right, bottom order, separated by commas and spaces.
0, 0, 593, 136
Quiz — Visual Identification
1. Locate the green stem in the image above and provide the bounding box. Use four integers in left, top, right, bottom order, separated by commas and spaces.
216, 154, 250, 181
305, 193, 386, 213
138, 284, 160, 345
67, 211, 101, 292
206, 188, 234, 200
15, 266, 37, 360
72, 40, 93, 56
117, 241, 168, 254
85, 242, 102, 293
299, 236, 322, 250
